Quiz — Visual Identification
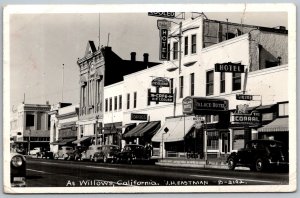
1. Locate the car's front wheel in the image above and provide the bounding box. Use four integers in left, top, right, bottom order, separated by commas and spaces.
255, 158, 265, 172
227, 157, 236, 170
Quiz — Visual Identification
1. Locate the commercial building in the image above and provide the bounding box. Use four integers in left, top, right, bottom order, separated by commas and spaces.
10, 103, 51, 153
48, 103, 79, 153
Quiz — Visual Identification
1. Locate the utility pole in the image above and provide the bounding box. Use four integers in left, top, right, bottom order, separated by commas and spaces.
178, 21, 182, 74
62, 64, 64, 102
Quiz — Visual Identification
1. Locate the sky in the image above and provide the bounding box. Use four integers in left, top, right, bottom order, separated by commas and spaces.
8, 11, 288, 109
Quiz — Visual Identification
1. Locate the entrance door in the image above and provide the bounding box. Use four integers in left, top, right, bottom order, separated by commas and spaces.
221, 132, 230, 154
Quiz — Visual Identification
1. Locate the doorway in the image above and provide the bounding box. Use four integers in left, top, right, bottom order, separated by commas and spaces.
221, 132, 230, 154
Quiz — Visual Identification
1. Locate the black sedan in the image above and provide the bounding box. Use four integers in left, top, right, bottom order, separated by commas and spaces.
115, 144, 149, 164
227, 139, 289, 172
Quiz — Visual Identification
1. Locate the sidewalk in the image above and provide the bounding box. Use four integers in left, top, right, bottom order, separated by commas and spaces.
155, 158, 249, 170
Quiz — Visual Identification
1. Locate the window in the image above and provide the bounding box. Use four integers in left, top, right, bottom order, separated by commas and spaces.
147, 89, 151, 106
233, 130, 245, 150
184, 36, 188, 55
119, 95, 122, 110
133, 92, 137, 108
262, 113, 273, 121
48, 115, 51, 130
179, 76, 184, 98
220, 72, 225, 93
232, 73, 241, 91
26, 114, 34, 127
105, 99, 108, 112
170, 78, 174, 94
225, 32, 235, 40
173, 41, 178, 60
167, 43, 170, 61
127, 93, 130, 109
82, 86, 86, 106
114, 96, 117, 110
278, 102, 288, 116
109, 97, 112, 111
206, 70, 214, 96
190, 73, 194, 96
207, 131, 219, 150
191, 34, 197, 54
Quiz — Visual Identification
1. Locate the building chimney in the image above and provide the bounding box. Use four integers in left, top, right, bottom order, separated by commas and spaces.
143, 53, 149, 65
131, 52, 136, 62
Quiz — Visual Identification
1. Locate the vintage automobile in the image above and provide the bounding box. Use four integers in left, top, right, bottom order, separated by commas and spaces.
115, 144, 148, 164
11, 144, 26, 187
54, 146, 74, 160
93, 145, 120, 163
29, 147, 42, 156
227, 140, 289, 172
80, 145, 102, 161
37, 148, 54, 159
68, 146, 87, 161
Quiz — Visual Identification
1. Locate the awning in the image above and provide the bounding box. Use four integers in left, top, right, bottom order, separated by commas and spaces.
131, 121, 161, 138
256, 104, 276, 110
50, 138, 76, 145
258, 117, 289, 132
123, 122, 148, 138
116, 123, 136, 129
152, 116, 194, 142
72, 136, 92, 144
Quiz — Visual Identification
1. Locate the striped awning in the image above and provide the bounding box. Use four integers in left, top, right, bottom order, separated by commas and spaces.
258, 117, 289, 132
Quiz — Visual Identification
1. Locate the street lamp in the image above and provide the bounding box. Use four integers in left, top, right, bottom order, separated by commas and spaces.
28, 129, 31, 155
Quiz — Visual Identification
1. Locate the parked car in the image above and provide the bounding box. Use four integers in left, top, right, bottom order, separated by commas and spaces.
37, 148, 54, 159
227, 140, 289, 172
93, 145, 120, 163
68, 146, 87, 161
115, 144, 148, 164
10, 143, 26, 187
54, 146, 74, 160
80, 145, 102, 161
29, 147, 42, 156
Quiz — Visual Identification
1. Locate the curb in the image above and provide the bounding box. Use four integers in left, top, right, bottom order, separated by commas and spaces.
155, 162, 250, 170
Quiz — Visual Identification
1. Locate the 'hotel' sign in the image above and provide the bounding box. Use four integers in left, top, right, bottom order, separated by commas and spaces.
215, 62, 245, 73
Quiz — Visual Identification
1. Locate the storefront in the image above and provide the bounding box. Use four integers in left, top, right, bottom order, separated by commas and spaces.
103, 122, 122, 146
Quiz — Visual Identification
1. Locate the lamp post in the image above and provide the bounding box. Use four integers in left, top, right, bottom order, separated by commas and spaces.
95, 115, 99, 145
28, 129, 31, 155
161, 132, 166, 160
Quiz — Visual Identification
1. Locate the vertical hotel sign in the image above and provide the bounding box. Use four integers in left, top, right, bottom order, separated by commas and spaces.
157, 20, 171, 61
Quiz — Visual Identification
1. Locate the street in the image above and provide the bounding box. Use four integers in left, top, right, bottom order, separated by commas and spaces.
25, 158, 289, 187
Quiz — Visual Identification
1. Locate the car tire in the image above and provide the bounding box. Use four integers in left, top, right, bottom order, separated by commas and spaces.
255, 158, 266, 172
227, 157, 236, 170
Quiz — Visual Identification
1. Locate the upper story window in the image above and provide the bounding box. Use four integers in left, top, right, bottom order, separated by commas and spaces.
170, 78, 174, 94
190, 73, 194, 96
119, 95, 122, 110
191, 34, 197, 54
105, 98, 108, 112
232, 73, 241, 91
206, 70, 214, 96
179, 76, 184, 98
184, 36, 188, 55
147, 89, 151, 106
26, 114, 34, 127
109, 97, 112, 111
278, 102, 288, 117
133, 92, 137, 108
114, 96, 118, 110
127, 93, 130, 109
220, 72, 225, 93
173, 42, 178, 60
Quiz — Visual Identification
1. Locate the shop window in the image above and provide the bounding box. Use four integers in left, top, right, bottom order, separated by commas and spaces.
278, 102, 288, 117
232, 73, 241, 91
262, 113, 273, 121
184, 36, 188, 55
173, 41, 178, 60
119, 95, 122, 110
190, 73, 194, 96
109, 97, 112, 111
191, 34, 197, 54
114, 96, 117, 110
105, 98, 108, 112
206, 70, 214, 96
127, 93, 130, 109
207, 131, 219, 150
220, 72, 225, 93
133, 92, 137, 108
179, 76, 184, 98
233, 130, 245, 150
26, 114, 34, 127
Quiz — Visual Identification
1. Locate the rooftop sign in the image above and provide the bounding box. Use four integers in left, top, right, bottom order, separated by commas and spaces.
148, 12, 175, 18
151, 77, 170, 87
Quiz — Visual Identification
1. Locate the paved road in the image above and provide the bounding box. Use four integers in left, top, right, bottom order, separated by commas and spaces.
25, 158, 289, 187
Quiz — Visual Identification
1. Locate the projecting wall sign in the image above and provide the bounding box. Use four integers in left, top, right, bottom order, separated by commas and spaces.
215, 62, 245, 73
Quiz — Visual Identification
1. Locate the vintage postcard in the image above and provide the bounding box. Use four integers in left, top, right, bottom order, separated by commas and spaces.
3, 4, 296, 193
